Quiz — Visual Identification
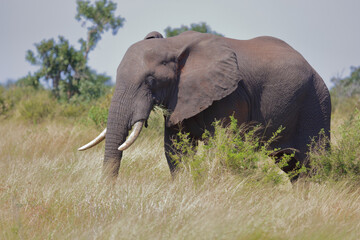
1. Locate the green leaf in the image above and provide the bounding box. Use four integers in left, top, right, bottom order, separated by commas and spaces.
164, 22, 223, 37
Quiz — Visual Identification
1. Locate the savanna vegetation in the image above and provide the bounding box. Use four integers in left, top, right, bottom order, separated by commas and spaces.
1, 0, 360, 239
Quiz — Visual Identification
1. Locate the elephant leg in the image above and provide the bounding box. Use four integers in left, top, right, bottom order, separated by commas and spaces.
164, 124, 198, 176
164, 126, 179, 174
296, 83, 331, 168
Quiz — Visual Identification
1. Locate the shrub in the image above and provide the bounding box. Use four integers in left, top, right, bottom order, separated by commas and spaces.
19, 91, 56, 124
88, 105, 108, 128
59, 103, 87, 119
309, 110, 360, 182
0, 85, 113, 124
0, 86, 37, 116
87, 91, 112, 128
171, 117, 302, 185
77, 71, 112, 102
0, 86, 6, 115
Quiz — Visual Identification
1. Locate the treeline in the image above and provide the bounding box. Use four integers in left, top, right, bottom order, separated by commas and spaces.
330, 66, 360, 114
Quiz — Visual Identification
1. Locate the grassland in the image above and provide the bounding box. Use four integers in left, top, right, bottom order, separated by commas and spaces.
1, 95, 360, 239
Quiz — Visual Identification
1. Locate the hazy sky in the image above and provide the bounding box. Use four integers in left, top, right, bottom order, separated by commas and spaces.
1, 0, 360, 87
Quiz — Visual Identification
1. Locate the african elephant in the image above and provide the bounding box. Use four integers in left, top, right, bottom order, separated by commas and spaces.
78, 31, 331, 178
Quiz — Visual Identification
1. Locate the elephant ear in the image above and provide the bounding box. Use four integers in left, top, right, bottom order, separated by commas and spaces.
144, 31, 163, 40
167, 35, 242, 126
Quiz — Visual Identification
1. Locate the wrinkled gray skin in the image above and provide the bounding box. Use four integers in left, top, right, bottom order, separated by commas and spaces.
103, 31, 331, 178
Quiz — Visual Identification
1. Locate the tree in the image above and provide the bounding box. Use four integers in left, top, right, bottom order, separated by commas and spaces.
25, 36, 84, 98
164, 22, 223, 38
76, 0, 125, 60
23, 0, 124, 101
16, 72, 42, 89
331, 66, 360, 98
77, 68, 111, 101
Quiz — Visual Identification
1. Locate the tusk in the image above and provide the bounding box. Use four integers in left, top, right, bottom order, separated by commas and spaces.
118, 121, 144, 151
78, 128, 106, 151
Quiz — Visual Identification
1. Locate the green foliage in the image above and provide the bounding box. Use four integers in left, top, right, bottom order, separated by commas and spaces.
58, 103, 88, 119
26, 36, 85, 98
0, 86, 38, 116
21, 0, 123, 101
88, 106, 108, 128
19, 91, 56, 124
331, 66, 360, 108
76, 0, 125, 58
309, 111, 360, 182
0, 86, 6, 115
16, 72, 41, 89
0, 85, 111, 125
87, 91, 112, 128
164, 22, 223, 37
77, 69, 111, 101
171, 117, 299, 185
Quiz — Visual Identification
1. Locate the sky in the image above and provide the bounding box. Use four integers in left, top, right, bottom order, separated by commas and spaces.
1, 0, 360, 88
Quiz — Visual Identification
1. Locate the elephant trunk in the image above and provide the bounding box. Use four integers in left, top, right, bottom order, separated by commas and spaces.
103, 91, 132, 178
103, 87, 153, 178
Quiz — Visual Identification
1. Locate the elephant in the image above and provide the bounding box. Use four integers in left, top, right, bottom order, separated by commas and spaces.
78, 31, 331, 178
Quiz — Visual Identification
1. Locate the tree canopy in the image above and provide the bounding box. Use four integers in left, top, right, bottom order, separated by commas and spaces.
25, 36, 85, 98
76, 0, 125, 60
164, 22, 223, 37
23, 0, 124, 101
331, 66, 360, 98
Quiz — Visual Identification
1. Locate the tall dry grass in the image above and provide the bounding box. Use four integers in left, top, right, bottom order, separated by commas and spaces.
1, 114, 360, 239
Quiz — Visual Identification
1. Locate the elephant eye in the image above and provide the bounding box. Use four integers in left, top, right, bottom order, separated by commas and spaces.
161, 61, 167, 66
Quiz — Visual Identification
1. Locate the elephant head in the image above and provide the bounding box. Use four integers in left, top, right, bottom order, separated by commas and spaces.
79, 31, 242, 178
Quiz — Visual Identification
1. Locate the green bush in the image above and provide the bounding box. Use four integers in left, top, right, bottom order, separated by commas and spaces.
88, 105, 108, 128
77, 71, 112, 102
87, 91, 112, 128
0, 86, 37, 116
59, 103, 87, 119
0, 86, 6, 115
309, 111, 360, 182
0, 85, 113, 124
19, 91, 56, 124
171, 117, 302, 185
